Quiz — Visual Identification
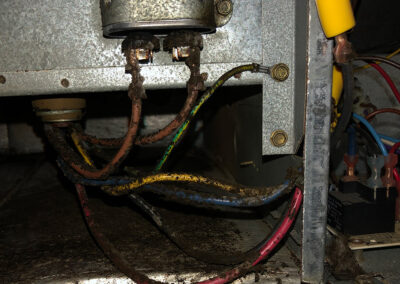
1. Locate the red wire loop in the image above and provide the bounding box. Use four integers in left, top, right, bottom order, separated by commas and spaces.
369, 63, 400, 104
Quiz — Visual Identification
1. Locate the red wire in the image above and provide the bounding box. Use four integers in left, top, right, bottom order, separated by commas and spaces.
390, 142, 400, 154
76, 183, 303, 284
369, 63, 400, 104
198, 188, 303, 284
390, 143, 400, 182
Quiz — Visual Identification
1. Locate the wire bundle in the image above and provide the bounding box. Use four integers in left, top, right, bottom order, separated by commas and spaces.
45, 63, 304, 283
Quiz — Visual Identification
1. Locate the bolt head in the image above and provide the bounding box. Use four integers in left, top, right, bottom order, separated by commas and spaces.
271, 63, 290, 82
270, 130, 288, 147
216, 0, 233, 16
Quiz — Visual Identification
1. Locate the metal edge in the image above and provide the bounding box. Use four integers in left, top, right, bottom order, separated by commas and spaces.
301, 0, 333, 282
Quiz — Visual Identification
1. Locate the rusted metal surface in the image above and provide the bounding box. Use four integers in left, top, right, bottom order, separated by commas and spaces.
78, 31, 205, 147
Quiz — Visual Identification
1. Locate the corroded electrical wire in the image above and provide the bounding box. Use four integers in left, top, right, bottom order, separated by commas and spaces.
101, 171, 285, 197
46, 48, 143, 179
75, 184, 161, 284
154, 63, 261, 171
76, 38, 205, 147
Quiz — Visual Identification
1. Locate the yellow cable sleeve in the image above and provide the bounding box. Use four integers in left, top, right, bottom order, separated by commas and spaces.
71, 131, 94, 167
101, 172, 283, 197
332, 65, 343, 106
315, 0, 356, 38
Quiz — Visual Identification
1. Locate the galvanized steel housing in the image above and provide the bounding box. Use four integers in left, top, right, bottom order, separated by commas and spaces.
100, 0, 222, 37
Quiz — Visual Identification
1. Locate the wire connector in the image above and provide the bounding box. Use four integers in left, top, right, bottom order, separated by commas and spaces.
252, 63, 270, 74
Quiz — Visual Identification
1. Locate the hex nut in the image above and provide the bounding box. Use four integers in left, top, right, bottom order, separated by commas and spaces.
270, 130, 288, 147
270, 63, 290, 82
216, 0, 233, 16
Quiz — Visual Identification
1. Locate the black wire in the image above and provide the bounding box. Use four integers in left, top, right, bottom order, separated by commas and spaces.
356, 125, 381, 155
128, 191, 288, 265
330, 63, 355, 169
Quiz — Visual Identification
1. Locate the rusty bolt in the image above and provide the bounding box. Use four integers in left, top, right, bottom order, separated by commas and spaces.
0, 75, 5, 84
270, 130, 288, 147
216, 0, 233, 16
270, 63, 290, 82
61, 78, 70, 88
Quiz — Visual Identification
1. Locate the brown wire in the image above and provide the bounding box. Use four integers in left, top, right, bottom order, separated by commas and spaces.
75, 184, 160, 284
77, 47, 203, 147
46, 97, 142, 179
365, 108, 400, 121
355, 56, 400, 70
46, 49, 143, 179
77, 87, 198, 147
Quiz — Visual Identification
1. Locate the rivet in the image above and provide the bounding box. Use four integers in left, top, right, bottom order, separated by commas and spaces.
216, 0, 233, 16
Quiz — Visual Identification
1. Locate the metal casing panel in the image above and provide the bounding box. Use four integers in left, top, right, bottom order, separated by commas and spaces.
100, 0, 216, 37
261, 0, 308, 155
0, 0, 309, 156
0, 0, 262, 95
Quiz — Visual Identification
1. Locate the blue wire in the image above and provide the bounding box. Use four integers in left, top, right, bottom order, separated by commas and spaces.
57, 159, 291, 207
353, 113, 388, 156
378, 133, 400, 144
347, 125, 357, 156
141, 181, 290, 208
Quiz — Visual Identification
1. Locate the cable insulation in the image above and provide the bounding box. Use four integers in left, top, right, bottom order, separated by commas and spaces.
368, 63, 400, 103
353, 113, 388, 156
155, 64, 258, 171
355, 48, 400, 72
365, 108, 400, 121
355, 56, 400, 70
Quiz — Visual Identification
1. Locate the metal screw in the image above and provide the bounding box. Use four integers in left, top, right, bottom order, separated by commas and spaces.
270, 63, 290, 82
61, 78, 70, 88
0, 75, 5, 84
216, 0, 233, 16
270, 130, 288, 147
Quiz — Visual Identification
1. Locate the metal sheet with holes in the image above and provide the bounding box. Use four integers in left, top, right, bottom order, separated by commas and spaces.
0, 0, 262, 91
0, 0, 307, 156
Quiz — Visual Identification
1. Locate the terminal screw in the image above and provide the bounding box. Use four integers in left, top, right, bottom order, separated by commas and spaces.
270, 63, 290, 82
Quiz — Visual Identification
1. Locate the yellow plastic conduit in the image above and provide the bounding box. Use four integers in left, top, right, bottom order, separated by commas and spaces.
315, 0, 355, 38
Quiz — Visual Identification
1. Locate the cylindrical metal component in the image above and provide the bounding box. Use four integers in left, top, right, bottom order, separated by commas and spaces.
100, 0, 220, 38
32, 98, 86, 122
